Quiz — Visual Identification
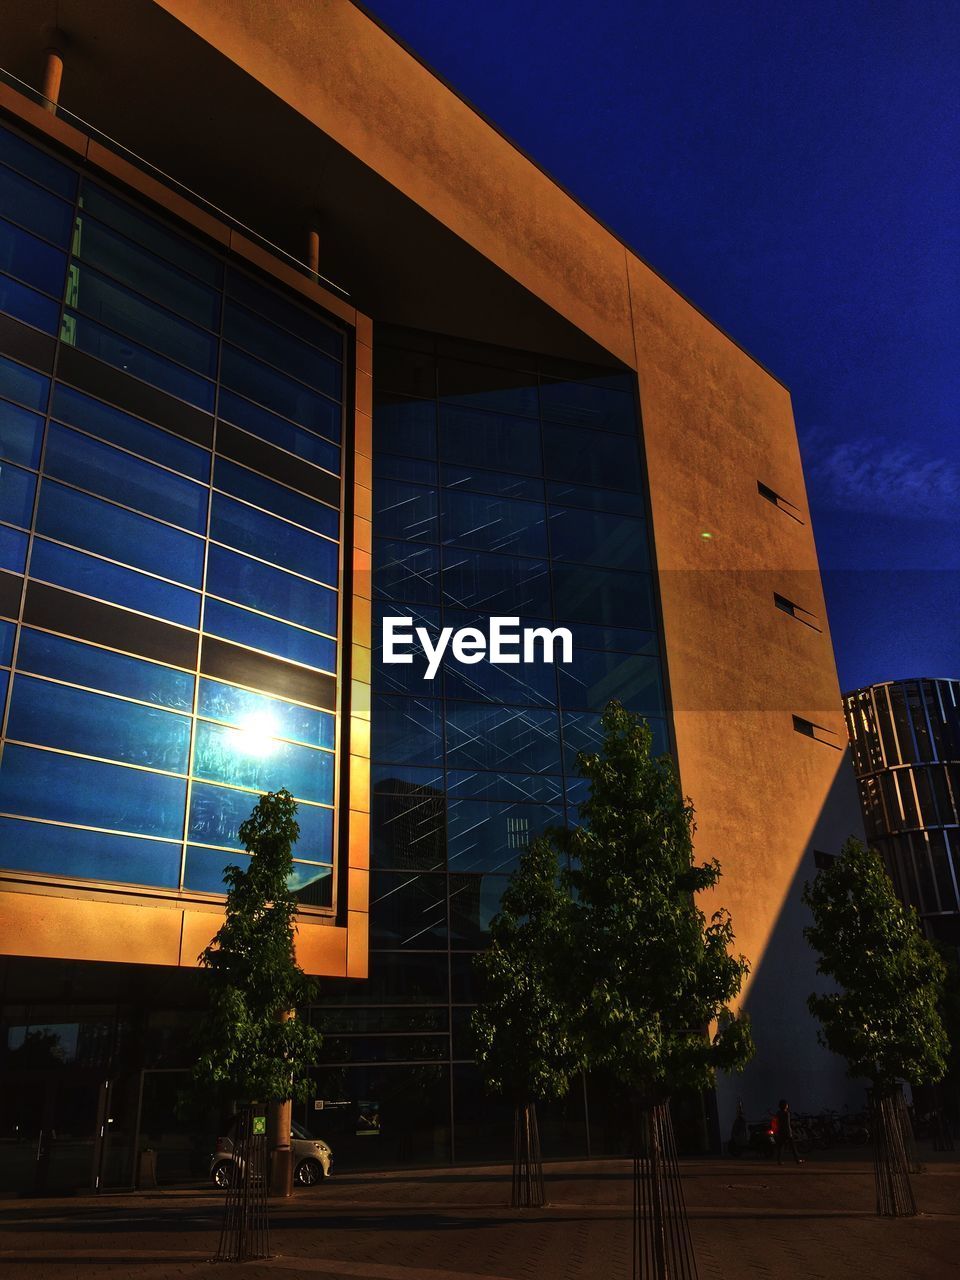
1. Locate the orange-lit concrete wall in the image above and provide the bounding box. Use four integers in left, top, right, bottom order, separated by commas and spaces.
0, 86, 370, 977
152, 0, 866, 1111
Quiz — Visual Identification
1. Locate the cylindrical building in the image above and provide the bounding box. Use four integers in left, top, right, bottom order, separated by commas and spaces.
843, 679, 960, 943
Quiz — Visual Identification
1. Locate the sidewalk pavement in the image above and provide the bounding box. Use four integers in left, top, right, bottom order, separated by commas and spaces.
1, 1155, 959, 1279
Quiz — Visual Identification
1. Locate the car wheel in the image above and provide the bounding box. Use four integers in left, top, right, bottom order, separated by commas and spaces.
295, 1158, 324, 1187
212, 1160, 236, 1189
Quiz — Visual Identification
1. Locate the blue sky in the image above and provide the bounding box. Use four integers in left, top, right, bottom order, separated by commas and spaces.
364, 0, 959, 691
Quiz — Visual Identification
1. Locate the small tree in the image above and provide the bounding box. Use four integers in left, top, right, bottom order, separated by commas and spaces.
472, 835, 580, 1207
803, 836, 949, 1216
560, 702, 753, 1279
194, 790, 322, 1201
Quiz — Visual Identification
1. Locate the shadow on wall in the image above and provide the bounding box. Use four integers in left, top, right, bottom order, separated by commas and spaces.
717, 745, 868, 1135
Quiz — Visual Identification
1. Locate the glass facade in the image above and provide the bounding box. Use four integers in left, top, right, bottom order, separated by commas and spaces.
309, 328, 671, 1165
0, 123, 346, 907
844, 679, 960, 939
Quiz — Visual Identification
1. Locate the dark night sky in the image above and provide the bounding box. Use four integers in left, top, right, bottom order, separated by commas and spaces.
363, 0, 960, 693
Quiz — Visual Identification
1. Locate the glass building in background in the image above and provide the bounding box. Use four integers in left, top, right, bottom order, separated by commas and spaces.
0, 123, 344, 904
844, 678, 960, 944
313, 330, 671, 1165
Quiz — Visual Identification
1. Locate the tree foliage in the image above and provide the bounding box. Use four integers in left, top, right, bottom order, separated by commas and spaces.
472, 834, 581, 1103
193, 789, 322, 1103
558, 702, 754, 1096
803, 836, 949, 1092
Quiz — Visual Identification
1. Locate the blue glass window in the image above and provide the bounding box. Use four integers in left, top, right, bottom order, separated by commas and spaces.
225, 270, 342, 361
448, 873, 510, 949
210, 492, 338, 584
552, 564, 654, 629
564, 622, 658, 654
557, 651, 663, 714
0, 817, 180, 889
562, 711, 669, 768
0, 461, 36, 528
197, 678, 335, 748
442, 548, 551, 617
223, 302, 341, 398
440, 464, 543, 501
44, 423, 208, 533
29, 539, 201, 628
443, 647, 558, 708
371, 694, 444, 767
373, 539, 440, 605
539, 378, 636, 433
214, 458, 338, 539
81, 183, 221, 286
7, 674, 191, 773
439, 404, 541, 474
183, 845, 332, 901
369, 870, 447, 949
373, 601, 440, 694
0, 128, 77, 200
0, 398, 44, 467
0, 618, 14, 665
447, 799, 563, 873
438, 360, 538, 418
548, 506, 649, 569
374, 397, 436, 459
374, 478, 438, 543
376, 453, 437, 486
219, 391, 339, 475
206, 543, 338, 632
444, 704, 562, 774
0, 353, 49, 412
0, 525, 27, 574
70, 267, 218, 376
17, 628, 194, 709
221, 346, 340, 441
62, 312, 216, 412
0, 273, 60, 333
445, 769, 563, 804
546, 480, 647, 516
188, 780, 333, 860
192, 719, 334, 803
543, 423, 641, 489
0, 743, 187, 839
202, 598, 336, 671
0, 217, 67, 295
36, 482, 204, 586
51, 385, 210, 481
441, 489, 546, 557
76, 216, 220, 328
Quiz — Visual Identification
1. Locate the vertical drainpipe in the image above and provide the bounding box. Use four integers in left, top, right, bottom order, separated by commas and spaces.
41, 32, 65, 113
307, 226, 321, 283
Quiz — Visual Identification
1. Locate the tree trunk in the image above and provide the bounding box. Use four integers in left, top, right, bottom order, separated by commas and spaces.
268, 1010, 294, 1197
631, 1095, 699, 1280
511, 1100, 546, 1208
893, 1087, 923, 1174
870, 1089, 916, 1217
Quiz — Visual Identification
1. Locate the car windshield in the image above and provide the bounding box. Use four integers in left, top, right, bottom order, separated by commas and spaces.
291, 1121, 315, 1140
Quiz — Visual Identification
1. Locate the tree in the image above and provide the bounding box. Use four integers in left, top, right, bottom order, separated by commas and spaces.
472, 834, 581, 1206
803, 836, 949, 1216
194, 790, 322, 1199
560, 702, 754, 1279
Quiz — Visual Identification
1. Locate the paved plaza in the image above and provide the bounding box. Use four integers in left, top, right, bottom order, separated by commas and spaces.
1, 1155, 958, 1279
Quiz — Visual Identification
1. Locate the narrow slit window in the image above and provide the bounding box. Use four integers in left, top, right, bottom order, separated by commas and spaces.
758, 480, 803, 522
774, 592, 821, 630
793, 714, 840, 748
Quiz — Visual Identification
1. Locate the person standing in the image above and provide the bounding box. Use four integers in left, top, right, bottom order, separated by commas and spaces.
774, 1099, 804, 1166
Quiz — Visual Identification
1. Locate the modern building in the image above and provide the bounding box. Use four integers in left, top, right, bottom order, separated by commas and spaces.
844, 679, 960, 944
0, 0, 865, 1189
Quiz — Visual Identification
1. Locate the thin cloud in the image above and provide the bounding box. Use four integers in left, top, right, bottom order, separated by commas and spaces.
804, 431, 960, 519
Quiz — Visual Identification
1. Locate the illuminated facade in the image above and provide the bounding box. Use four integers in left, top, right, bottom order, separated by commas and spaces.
0, 0, 865, 1187
844, 678, 960, 943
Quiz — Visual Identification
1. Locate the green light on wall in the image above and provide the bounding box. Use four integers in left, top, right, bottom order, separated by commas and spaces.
700, 531, 713, 540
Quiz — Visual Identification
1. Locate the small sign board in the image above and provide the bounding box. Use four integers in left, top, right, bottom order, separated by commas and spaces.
252, 1115, 266, 1136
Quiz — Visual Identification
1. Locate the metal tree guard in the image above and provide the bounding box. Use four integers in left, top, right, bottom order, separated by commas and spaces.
871, 1092, 917, 1218
632, 1098, 699, 1280
512, 1100, 546, 1208
215, 1104, 271, 1262
893, 1088, 924, 1174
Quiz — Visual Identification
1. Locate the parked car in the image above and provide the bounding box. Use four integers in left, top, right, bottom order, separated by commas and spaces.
211, 1120, 332, 1188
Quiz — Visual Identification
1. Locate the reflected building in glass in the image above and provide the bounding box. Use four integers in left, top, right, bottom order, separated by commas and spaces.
0, 0, 866, 1187
844, 679, 960, 943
